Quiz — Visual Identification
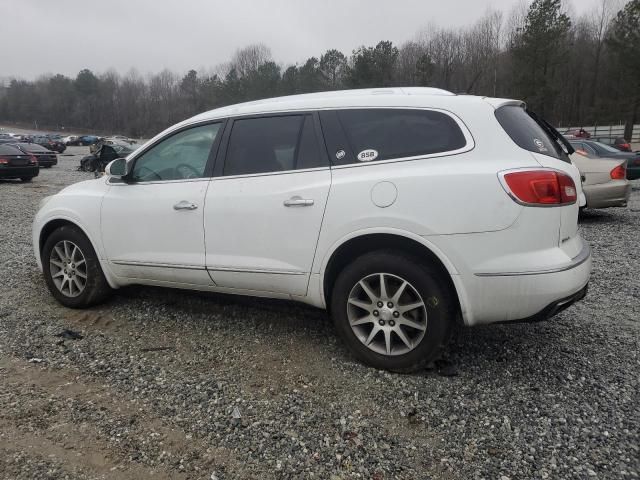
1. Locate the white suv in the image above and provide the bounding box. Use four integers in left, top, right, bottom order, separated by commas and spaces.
33, 88, 591, 372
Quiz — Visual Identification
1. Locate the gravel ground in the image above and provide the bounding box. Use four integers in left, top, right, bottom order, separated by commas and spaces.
0, 148, 638, 480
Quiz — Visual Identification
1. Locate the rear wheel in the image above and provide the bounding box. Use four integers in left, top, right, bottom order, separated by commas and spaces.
330, 251, 455, 372
42, 225, 112, 308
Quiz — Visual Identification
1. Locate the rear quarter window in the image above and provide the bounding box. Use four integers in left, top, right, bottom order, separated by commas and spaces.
495, 105, 568, 161
322, 108, 467, 166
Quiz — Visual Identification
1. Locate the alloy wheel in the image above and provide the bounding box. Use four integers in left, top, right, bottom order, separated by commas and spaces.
49, 240, 87, 297
347, 273, 428, 356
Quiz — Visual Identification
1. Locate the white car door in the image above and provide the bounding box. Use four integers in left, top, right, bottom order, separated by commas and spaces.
101, 122, 224, 286
204, 113, 331, 296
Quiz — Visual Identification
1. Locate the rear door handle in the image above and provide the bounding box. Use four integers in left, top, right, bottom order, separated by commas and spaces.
283, 196, 314, 207
173, 200, 198, 210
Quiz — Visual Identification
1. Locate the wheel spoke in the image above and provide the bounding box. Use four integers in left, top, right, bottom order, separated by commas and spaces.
50, 259, 64, 268
399, 317, 426, 331
379, 274, 388, 299
365, 326, 380, 345
398, 302, 424, 314
60, 277, 69, 293
75, 270, 87, 279
54, 246, 65, 262
348, 298, 373, 312
70, 245, 78, 262
383, 329, 392, 355
394, 327, 413, 349
391, 281, 408, 304
75, 259, 86, 267
52, 270, 65, 279
351, 315, 375, 327
63, 241, 71, 259
72, 276, 83, 292
359, 280, 377, 303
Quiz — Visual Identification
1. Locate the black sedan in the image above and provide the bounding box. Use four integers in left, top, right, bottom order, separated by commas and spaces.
12, 142, 58, 168
0, 144, 39, 182
568, 139, 640, 180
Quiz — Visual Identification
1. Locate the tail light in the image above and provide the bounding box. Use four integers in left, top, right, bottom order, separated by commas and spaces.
29, 155, 38, 164
0, 157, 8, 164
610, 164, 626, 180
620, 143, 631, 151
500, 169, 577, 206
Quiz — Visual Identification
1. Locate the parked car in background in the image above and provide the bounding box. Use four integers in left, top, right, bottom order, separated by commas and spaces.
32, 88, 590, 372
568, 139, 640, 180
564, 128, 591, 138
591, 136, 633, 152
0, 144, 39, 182
79, 135, 100, 146
63, 135, 80, 146
12, 142, 58, 168
79, 143, 134, 174
29, 135, 66, 153
570, 152, 630, 209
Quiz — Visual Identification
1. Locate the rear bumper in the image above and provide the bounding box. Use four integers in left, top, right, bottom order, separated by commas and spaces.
38, 159, 57, 167
496, 283, 588, 324
583, 180, 631, 208
0, 166, 40, 178
459, 237, 591, 326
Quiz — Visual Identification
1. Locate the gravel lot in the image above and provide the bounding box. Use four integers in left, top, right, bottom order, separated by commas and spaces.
0, 148, 638, 480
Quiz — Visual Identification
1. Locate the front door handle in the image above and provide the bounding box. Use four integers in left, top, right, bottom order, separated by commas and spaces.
283, 196, 314, 207
173, 200, 198, 211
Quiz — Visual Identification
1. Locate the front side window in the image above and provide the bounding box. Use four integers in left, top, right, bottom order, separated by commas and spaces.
223, 114, 324, 176
324, 108, 467, 165
131, 123, 221, 182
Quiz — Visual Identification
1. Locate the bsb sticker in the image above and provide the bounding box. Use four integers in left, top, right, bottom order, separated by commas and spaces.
357, 149, 378, 162
533, 138, 548, 152
335, 149, 346, 160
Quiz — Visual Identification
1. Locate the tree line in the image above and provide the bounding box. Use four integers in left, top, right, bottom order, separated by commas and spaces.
0, 0, 638, 139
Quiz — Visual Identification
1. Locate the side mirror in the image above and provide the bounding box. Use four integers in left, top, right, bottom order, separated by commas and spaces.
105, 158, 129, 178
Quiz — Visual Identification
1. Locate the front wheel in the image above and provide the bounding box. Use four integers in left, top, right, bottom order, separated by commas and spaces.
330, 251, 455, 372
42, 225, 112, 308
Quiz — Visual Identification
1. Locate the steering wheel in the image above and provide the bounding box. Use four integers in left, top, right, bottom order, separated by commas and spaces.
175, 163, 200, 179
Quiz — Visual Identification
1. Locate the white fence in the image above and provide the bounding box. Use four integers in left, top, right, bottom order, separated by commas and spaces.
558, 124, 640, 143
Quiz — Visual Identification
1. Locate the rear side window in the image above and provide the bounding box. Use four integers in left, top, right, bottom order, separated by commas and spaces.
224, 114, 324, 176
323, 108, 466, 166
495, 105, 569, 161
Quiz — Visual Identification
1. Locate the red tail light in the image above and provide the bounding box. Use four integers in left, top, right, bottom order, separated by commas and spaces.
29, 155, 38, 165
620, 143, 631, 151
0, 157, 9, 164
610, 164, 626, 180
501, 170, 577, 206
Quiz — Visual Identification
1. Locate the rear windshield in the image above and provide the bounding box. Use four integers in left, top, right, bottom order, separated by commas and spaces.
495, 105, 570, 162
0, 145, 23, 155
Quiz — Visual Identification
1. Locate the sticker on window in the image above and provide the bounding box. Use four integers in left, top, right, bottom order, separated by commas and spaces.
335, 149, 346, 160
357, 149, 378, 162
533, 139, 548, 152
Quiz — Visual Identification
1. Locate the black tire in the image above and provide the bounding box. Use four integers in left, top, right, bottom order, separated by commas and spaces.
330, 250, 455, 373
42, 225, 112, 308
20, 177, 33, 182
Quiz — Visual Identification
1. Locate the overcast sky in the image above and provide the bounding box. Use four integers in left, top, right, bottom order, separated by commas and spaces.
2, 0, 599, 80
